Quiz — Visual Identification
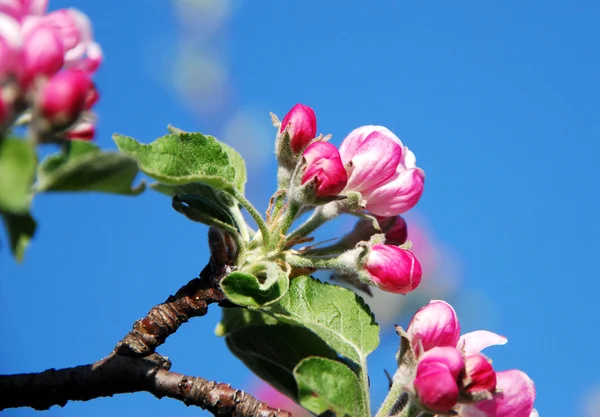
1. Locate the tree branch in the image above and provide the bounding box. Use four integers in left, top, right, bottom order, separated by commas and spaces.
0, 353, 291, 416
115, 259, 232, 357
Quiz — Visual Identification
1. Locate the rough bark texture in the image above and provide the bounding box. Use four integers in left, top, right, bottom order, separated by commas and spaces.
0, 354, 291, 416
0, 229, 292, 416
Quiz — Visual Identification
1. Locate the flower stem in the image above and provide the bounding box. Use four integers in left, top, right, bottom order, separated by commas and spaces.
232, 191, 270, 249
374, 382, 407, 417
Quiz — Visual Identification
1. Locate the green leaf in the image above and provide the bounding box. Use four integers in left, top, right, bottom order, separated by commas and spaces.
294, 357, 366, 417
113, 132, 246, 194
0, 138, 36, 213
226, 324, 340, 400
264, 276, 379, 365
218, 141, 246, 194
215, 308, 279, 337
172, 194, 239, 232
1, 211, 36, 262
36, 140, 145, 195
221, 263, 289, 307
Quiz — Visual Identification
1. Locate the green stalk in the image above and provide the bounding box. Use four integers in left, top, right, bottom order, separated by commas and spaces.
232, 191, 270, 249
374, 379, 406, 417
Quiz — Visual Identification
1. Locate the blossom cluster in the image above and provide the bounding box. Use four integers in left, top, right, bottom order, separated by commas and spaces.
407, 300, 537, 416
278, 103, 425, 295
0, 0, 101, 141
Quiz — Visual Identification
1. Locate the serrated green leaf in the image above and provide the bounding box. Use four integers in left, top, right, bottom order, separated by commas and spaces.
0, 138, 36, 213
113, 132, 246, 194
219, 141, 246, 194
221, 263, 289, 307
1, 211, 36, 262
36, 140, 144, 195
226, 325, 340, 401
294, 357, 366, 417
264, 276, 379, 364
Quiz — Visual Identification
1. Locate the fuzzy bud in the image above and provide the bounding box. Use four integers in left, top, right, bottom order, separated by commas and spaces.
280, 103, 317, 154
363, 244, 421, 294
407, 300, 461, 357
301, 141, 347, 198
36, 69, 91, 131
413, 347, 464, 413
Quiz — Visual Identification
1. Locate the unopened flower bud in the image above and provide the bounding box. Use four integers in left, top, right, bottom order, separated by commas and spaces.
460, 370, 536, 417
21, 24, 64, 87
301, 141, 347, 198
280, 103, 317, 154
414, 347, 464, 413
37, 69, 91, 131
364, 244, 421, 294
376, 215, 408, 245
0, 13, 23, 80
407, 300, 461, 357
461, 353, 496, 398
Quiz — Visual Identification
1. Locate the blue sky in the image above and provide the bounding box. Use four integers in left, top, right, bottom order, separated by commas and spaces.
1, 1, 599, 416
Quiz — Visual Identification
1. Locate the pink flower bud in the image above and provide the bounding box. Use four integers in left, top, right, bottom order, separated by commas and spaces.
414, 347, 464, 413
361, 148, 425, 216
37, 69, 91, 130
407, 300, 461, 357
339, 126, 403, 193
460, 370, 536, 417
301, 142, 347, 198
0, 94, 10, 127
376, 215, 408, 245
280, 103, 317, 153
21, 24, 64, 87
364, 244, 422, 294
462, 353, 496, 396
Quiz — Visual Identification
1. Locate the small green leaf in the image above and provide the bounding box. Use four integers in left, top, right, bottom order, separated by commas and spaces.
1, 211, 36, 262
294, 357, 366, 417
36, 140, 144, 195
226, 325, 340, 400
0, 138, 36, 213
221, 263, 289, 307
264, 276, 379, 364
113, 132, 246, 194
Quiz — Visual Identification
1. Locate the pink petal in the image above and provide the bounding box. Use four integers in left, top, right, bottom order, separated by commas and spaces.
458, 330, 507, 354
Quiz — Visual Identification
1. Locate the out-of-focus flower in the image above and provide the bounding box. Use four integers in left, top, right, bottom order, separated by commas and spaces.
20, 23, 64, 87
364, 244, 422, 294
280, 103, 317, 154
414, 346, 464, 413
301, 141, 347, 199
339, 125, 425, 216
36, 69, 91, 131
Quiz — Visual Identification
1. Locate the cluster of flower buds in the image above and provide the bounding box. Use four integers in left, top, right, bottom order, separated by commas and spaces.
276, 104, 426, 295
0, 0, 101, 140
406, 300, 537, 416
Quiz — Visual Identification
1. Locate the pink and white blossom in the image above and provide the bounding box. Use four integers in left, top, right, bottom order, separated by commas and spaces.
339, 125, 425, 216
364, 244, 422, 294
301, 141, 347, 198
459, 370, 536, 417
407, 300, 461, 356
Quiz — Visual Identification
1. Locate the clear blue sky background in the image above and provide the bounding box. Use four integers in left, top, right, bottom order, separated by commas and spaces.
1, 1, 599, 416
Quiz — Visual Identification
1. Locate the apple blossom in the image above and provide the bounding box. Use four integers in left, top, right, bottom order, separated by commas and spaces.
301, 141, 347, 198
280, 103, 317, 154
364, 244, 422, 294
